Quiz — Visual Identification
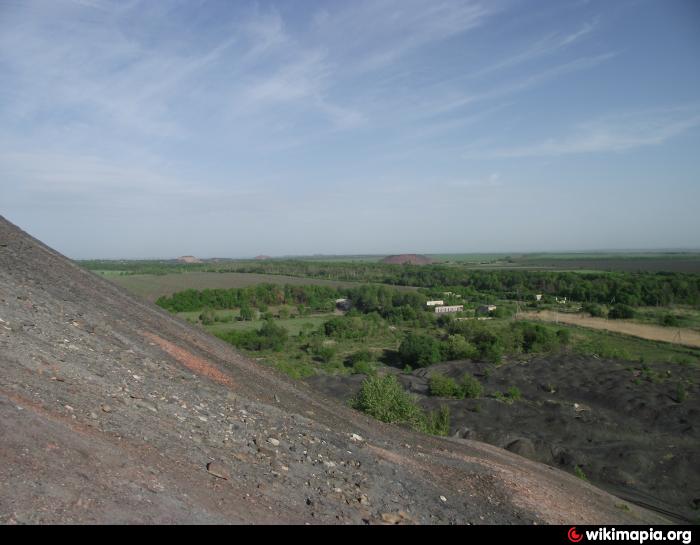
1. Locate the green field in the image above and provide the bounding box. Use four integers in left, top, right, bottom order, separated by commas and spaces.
105, 271, 414, 302
568, 325, 700, 365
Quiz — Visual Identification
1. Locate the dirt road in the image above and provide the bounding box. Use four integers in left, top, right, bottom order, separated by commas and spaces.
518, 310, 700, 348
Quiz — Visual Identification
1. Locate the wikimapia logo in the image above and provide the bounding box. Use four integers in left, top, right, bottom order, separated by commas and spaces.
567, 527, 692, 544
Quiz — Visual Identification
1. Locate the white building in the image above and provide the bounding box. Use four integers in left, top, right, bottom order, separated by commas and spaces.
477, 305, 497, 314
426, 300, 444, 306
535, 294, 543, 301
434, 305, 463, 314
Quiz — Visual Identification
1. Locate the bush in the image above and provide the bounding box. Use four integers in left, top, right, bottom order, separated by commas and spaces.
425, 406, 451, 436
199, 307, 216, 325
352, 375, 451, 435
352, 375, 425, 427
399, 333, 442, 367
471, 330, 504, 363
351, 360, 376, 375
556, 328, 571, 345
221, 320, 289, 352
429, 372, 482, 399
506, 386, 522, 401
311, 342, 336, 363
460, 373, 483, 398
443, 334, 478, 360
239, 305, 254, 321
513, 322, 559, 353
323, 316, 371, 339
583, 303, 605, 318
609, 304, 635, 320
347, 349, 373, 365
429, 374, 463, 398
660, 314, 680, 327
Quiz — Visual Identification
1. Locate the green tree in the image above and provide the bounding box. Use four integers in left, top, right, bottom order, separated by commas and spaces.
399, 332, 442, 367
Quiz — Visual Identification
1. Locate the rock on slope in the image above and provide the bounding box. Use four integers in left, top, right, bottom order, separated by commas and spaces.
0, 216, 666, 524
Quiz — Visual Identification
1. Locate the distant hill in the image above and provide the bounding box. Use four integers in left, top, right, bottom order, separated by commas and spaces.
177, 255, 202, 264
254, 255, 272, 260
381, 254, 435, 265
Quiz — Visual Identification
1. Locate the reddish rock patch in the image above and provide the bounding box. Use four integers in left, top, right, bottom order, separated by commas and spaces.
143, 332, 236, 389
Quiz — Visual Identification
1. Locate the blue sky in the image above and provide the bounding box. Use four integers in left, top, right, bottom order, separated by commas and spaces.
1, 0, 699, 258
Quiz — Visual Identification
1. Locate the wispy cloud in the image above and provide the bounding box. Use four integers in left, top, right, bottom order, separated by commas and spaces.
472, 106, 700, 158
467, 19, 600, 79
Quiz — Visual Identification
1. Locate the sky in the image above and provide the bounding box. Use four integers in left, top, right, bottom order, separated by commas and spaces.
1, 0, 699, 259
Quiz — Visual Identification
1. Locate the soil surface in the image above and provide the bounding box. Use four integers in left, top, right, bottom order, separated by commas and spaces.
307, 355, 699, 522
0, 215, 669, 524
519, 310, 700, 349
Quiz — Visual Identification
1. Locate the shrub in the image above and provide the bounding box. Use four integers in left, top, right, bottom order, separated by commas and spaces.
443, 334, 478, 360
239, 305, 254, 321
399, 333, 442, 367
660, 314, 680, 327
347, 349, 373, 365
574, 465, 589, 482
429, 373, 463, 398
513, 322, 559, 353
311, 342, 336, 363
351, 360, 376, 376
352, 375, 425, 427
429, 372, 482, 399
609, 304, 635, 320
352, 375, 451, 435
471, 330, 504, 363
460, 373, 483, 398
425, 406, 451, 436
506, 386, 522, 401
324, 316, 370, 339
556, 328, 571, 345
583, 303, 605, 317
199, 307, 216, 325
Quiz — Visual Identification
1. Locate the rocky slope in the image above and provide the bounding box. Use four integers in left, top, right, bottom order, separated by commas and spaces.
0, 215, 667, 524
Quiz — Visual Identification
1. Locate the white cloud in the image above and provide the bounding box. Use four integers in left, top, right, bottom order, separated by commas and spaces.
475, 106, 700, 158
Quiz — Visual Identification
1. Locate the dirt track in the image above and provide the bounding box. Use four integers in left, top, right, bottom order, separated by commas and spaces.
518, 310, 700, 348
0, 215, 669, 524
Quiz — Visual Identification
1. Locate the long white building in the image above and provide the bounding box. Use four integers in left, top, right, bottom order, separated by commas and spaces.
434, 305, 464, 314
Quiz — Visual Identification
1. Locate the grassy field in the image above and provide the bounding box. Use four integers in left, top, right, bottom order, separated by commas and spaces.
105, 271, 414, 302
631, 306, 700, 332
189, 312, 332, 337
567, 325, 700, 365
